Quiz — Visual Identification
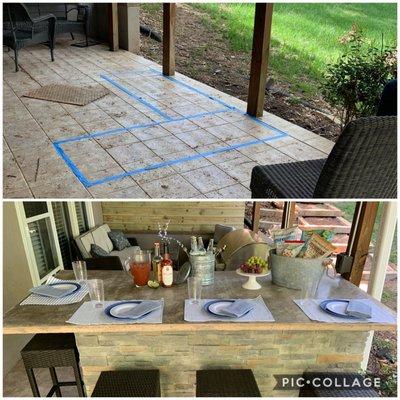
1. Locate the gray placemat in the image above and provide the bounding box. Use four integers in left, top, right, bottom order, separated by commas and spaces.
67, 299, 164, 325
294, 298, 396, 324
184, 296, 275, 322
21, 277, 88, 306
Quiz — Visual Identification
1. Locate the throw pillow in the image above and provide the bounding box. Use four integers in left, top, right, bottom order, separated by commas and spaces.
90, 243, 109, 258
108, 230, 131, 251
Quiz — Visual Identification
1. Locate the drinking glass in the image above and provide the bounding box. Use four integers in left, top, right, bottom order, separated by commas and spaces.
300, 276, 320, 302
87, 279, 104, 309
187, 277, 202, 304
72, 261, 87, 282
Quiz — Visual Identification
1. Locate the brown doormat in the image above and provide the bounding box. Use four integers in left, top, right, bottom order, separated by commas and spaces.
23, 84, 109, 106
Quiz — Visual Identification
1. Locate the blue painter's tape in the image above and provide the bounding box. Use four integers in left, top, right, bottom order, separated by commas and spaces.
84, 132, 287, 187
53, 143, 91, 187
54, 108, 229, 145
149, 67, 236, 111
56, 66, 292, 189
100, 74, 172, 120
149, 67, 293, 137
112, 69, 159, 77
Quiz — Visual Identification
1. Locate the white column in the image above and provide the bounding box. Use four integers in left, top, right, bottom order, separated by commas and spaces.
118, 3, 140, 53
368, 201, 397, 299
361, 201, 397, 369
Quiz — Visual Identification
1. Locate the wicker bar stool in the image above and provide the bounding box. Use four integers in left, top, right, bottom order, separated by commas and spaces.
196, 369, 261, 397
21, 333, 85, 397
91, 370, 161, 397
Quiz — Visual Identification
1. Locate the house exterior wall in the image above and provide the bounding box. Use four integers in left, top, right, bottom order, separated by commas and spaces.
101, 201, 246, 233
3, 202, 34, 374
91, 201, 104, 227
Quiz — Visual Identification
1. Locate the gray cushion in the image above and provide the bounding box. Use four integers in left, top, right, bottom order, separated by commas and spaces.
108, 230, 130, 251
214, 224, 236, 243
75, 224, 112, 258
90, 243, 109, 258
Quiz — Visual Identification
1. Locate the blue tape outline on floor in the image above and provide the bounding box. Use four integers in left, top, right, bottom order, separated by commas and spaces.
54, 67, 289, 188
100, 74, 173, 120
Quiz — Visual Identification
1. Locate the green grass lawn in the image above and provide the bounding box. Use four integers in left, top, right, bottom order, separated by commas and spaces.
193, 3, 397, 96
336, 202, 397, 264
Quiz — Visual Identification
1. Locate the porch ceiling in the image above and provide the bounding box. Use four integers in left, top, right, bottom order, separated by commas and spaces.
3, 39, 334, 199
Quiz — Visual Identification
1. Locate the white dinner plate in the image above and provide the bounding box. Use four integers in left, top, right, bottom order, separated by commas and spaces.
205, 300, 237, 318
325, 300, 350, 317
49, 282, 80, 296
108, 301, 143, 319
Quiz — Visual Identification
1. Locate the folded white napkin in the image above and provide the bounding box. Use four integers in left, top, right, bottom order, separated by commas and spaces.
218, 300, 254, 318
346, 299, 372, 319
29, 285, 72, 298
112, 301, 162, 319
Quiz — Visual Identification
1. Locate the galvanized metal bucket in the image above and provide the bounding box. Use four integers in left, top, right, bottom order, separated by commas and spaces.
189, 253, 215, 286
269, 249, 326, 290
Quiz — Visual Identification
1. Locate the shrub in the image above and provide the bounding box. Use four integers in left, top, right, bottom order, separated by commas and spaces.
322, 25, 396, 128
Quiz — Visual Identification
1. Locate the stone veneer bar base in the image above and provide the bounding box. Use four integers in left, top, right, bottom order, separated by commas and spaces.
76, 330, 369, 396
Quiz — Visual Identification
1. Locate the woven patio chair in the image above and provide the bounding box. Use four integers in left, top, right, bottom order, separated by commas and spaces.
21, 333, 85, 397
3, 3, 56, 72
24, 3, 91, 47
91, 370, 161, 397
250, 116, 397, 198
299, 372, 379, 397
196, 369, 261, 397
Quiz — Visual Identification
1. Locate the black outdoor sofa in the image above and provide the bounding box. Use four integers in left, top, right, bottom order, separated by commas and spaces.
250, 115, 397, 198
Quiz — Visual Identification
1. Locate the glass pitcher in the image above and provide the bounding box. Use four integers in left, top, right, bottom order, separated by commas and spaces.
124, 250, 152, 287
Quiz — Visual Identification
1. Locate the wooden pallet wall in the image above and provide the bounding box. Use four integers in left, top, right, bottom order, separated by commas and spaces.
101, 202, 246, 233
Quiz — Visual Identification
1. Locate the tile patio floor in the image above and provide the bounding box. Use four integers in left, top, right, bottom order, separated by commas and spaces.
4, 359, 79, 397
3, 39, 334, 199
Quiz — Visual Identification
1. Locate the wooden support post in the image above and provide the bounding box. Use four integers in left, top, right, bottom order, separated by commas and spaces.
108, 3, 119, 51
252, 202, 261, 232
163, 3, 176, 76
247, 3, 273, 117
281, 202, 296, 229
343, 202, 378, 286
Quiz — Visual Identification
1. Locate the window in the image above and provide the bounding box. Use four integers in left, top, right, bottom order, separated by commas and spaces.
23, 202, 48, 218
75, 202, 89, 234
52, 202, 92, 269
16, 202, 63, 285
17, 202, 95, 283
27, 218, 59, 279
52, 202, 74, 269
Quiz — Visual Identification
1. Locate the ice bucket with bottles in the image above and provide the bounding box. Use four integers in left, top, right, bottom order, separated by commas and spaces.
189, 253, 215, 286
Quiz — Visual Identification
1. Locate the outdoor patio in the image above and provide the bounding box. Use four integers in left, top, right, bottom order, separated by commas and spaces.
3, 39, 334, 199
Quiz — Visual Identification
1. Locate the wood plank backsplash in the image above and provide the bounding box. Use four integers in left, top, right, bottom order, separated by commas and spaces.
101, 202, 246, 233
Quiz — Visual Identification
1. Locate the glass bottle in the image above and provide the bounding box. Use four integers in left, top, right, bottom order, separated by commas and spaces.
161, 243, 173, 288
152, 242, 163, 283
190, 236, 198, 255
207, 239, 214, 253
197, 237, 205, 253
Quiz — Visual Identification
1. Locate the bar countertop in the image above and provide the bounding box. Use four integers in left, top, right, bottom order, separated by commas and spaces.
3, 271, 396, 334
